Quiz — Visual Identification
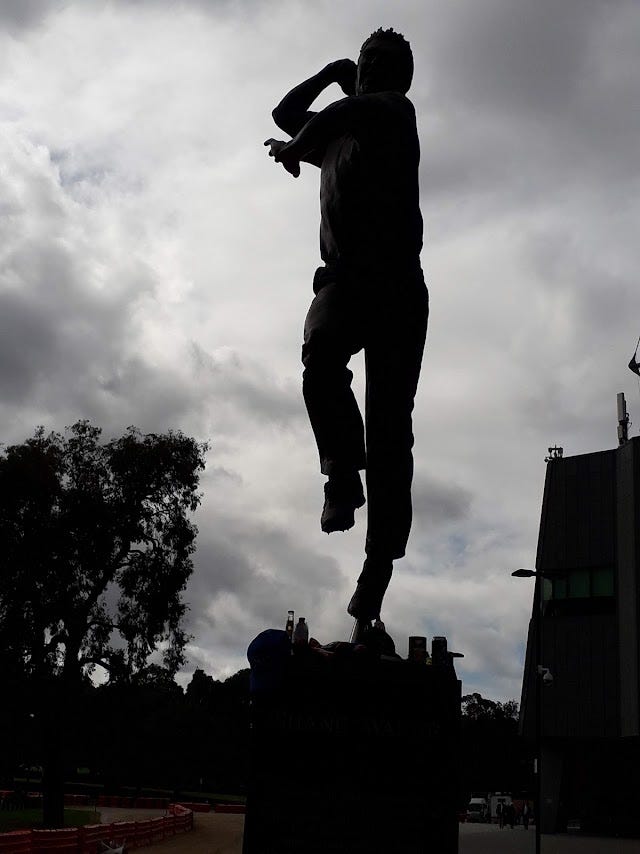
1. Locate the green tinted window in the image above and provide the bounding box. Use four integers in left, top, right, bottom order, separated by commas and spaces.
542, 578, 553, 601
553, 578, 567, 599
569, 569, 590, 598
592, 567, 614, 597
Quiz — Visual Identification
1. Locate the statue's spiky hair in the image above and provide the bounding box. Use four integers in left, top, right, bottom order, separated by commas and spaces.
360, 27, 414, 93
361, 27, 411, 53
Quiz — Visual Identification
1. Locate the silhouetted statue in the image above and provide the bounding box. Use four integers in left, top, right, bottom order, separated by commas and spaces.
266, 28, 428, 622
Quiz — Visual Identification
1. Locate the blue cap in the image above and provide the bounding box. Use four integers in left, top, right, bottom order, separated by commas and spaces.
247, 629, 291, 695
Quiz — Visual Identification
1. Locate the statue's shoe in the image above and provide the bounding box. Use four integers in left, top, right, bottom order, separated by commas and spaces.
347, 558, 393, 621
320, 472, 365, 533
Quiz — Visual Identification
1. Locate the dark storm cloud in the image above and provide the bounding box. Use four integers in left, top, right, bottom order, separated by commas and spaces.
0, 0, 64, 31
0, 291, 56, 401
0, 133, 216, 443
416, 0, 640, 230
184, 515, 342, 640
190, 342, 304, 429
424, 0, 604, 117
520, 221, 639, 352
412, 472, 472, 529
0, 130, 305, 442
0, 0, 276, 32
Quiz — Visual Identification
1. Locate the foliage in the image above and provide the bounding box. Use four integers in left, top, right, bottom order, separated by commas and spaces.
0, 809, 99, 832
460, 693, 530, 796
0, 420, 207, 685
82, 667, 250, 793
461, 693, 519, 722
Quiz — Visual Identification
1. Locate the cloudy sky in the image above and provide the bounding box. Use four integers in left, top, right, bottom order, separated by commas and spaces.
2, 0, 639, 700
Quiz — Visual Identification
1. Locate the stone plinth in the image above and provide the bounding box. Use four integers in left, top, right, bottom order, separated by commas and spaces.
243, 649, 461, 854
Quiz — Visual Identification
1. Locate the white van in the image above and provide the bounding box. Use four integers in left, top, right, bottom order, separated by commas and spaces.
466, 797, 489, 822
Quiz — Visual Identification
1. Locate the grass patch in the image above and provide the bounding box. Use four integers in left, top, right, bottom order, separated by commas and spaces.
178, 791, 246, 804
0, 808, 100, 832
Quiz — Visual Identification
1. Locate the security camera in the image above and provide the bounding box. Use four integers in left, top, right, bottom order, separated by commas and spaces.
542, 668, 554, 686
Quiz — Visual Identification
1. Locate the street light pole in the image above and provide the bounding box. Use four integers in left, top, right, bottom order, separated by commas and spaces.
512, 568, 543, 854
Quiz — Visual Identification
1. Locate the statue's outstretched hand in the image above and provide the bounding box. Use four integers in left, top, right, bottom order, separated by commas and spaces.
264, 138, 286, 159
264, 138, 300, 178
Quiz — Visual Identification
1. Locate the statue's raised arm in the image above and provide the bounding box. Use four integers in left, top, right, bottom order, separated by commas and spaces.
265, 59, 357, 172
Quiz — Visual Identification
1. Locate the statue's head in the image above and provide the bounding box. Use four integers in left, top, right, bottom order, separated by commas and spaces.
356, 28, 414, 96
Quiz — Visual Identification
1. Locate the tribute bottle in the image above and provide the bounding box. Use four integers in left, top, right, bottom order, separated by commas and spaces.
293, 617, 309, 645
285, 610, 295, 640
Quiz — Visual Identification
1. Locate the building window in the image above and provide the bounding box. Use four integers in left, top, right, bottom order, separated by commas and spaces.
542, 567, 614, 601
592, 567, 615, 597
542, 566, 615, 616
568, 569, 590, 598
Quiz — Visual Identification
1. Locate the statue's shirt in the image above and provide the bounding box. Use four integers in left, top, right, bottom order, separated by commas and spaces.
318, 92, 423, 273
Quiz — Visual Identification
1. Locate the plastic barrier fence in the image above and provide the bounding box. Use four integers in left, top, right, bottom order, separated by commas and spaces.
172, 802, 210, 813
0, 804, 193, 853
0, 831, 31, 853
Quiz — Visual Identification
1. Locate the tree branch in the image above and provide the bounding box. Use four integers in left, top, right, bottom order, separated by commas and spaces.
79, 656, 112, 671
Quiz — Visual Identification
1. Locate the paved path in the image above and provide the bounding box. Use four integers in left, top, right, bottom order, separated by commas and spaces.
460, 823, 639, 853
460, 823, 535, 853
93, 809, 640, 853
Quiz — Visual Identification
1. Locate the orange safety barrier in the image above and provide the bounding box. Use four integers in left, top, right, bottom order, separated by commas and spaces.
173, 801, 210, 813
109, 821, 135, 845
30, 829, 79, 853
0, 805, 194, 853
178, 806, 193, 831
0, 831, 31, 853
79, 824, 114, 854
173, 813, 186, 833
132, 819, 153, 848
162, 815, 176, 837
149, 817, 165, 843
215, 803, 246, 814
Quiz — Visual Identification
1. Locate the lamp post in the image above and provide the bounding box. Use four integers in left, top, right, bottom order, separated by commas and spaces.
512, 568, 548, 854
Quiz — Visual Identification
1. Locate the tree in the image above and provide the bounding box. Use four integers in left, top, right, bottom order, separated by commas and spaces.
0, 420, 207, 826
461, 693, 519, 722
460, 694, 527, 797
183, 668, 250, 792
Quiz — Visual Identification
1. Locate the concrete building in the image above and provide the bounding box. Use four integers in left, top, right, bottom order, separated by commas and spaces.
519, 431, 640, 836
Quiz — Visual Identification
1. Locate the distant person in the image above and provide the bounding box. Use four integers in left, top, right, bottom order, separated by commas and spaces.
497, 801, 505, 829
506, 802, 515, 829
522, 801, 530, 830
266, 28, 428, 622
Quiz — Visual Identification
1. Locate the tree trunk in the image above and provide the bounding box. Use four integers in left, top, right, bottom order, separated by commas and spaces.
41, 680, 65, 828
41, 652, 81, 829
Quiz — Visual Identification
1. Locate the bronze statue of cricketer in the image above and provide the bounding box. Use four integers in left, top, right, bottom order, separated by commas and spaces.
266, 28, 428, 622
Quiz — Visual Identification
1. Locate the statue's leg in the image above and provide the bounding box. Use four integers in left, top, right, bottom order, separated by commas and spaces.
302, 281, 366, 532
347, 275, 429, 619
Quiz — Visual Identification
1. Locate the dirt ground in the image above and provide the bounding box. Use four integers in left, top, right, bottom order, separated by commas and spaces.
140, 812, 244, 854
96, 807, 244, 854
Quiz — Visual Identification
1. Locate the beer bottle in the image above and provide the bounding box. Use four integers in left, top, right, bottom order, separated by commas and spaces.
285, 610, 294, 640
431, 635, 448, 666
408, 636, 427, 664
